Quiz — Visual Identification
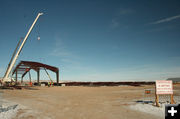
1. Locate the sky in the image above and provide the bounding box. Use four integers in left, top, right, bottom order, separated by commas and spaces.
0, 0, 180, 82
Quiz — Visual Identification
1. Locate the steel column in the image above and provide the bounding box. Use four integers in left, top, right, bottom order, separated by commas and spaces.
37, 70, 40, 84
56, 70, 59, 86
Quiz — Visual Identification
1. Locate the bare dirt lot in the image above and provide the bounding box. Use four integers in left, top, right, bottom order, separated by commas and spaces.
1, 84, 180, 119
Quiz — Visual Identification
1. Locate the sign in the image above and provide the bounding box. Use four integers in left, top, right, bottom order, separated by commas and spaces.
156, 80, 173, 94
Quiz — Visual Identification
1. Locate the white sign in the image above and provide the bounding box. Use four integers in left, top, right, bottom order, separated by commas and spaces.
156, 80, 173, 94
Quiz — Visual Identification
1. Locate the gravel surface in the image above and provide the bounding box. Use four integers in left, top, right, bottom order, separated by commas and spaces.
1, 84, 180, 119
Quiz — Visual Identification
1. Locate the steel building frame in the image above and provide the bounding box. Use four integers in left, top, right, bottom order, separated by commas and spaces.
12, 61, 59, 85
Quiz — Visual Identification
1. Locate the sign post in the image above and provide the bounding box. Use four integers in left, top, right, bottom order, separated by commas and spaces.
155, 80, 175, 107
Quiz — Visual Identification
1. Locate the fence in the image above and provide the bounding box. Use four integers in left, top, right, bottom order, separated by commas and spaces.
143, 84, 180, 105
0, 91, 3, 108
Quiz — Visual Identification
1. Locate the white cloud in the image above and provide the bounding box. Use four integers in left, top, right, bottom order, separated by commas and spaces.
110, 8, 134, 29
49, 33, 84, 73
146, 25, 175, 32
49, 36, 72, 57
51, 48, 71, 57
111, 19, 119, 28
150, 14, 180, 25
118, 8, 134, 15
63, 64, 180, 81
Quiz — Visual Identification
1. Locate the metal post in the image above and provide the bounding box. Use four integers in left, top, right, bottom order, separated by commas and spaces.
56, 70, 59, 86
29, 71, 31, 83
37, 70, 40, 85
21, 76, 23, 83
15, 71, 17, 84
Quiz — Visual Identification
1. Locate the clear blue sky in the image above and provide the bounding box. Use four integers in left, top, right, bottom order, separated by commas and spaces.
0, 0, 180, 81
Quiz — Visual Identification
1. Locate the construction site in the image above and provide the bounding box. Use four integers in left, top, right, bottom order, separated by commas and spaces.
1, 1, 180, 119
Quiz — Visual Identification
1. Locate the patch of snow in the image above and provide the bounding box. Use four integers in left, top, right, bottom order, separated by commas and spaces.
129, 95, 180, 118
129, 103, 165, 118
0, 104, 19, 119
0, 99, 26, 119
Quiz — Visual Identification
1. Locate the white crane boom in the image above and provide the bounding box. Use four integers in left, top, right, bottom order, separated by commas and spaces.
2, 13, 43, 82
3, 38, 22, 78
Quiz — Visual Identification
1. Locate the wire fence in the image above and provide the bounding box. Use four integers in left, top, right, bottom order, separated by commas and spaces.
142, 85, 180, 105
0, 91, 3, 107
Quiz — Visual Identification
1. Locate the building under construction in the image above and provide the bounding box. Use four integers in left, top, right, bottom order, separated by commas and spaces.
12, 61, 59, 85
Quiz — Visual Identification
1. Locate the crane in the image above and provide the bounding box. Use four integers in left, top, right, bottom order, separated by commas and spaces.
1, 13, 43, 84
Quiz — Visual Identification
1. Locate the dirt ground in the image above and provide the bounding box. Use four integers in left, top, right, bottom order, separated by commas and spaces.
1, 84, 180, 119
